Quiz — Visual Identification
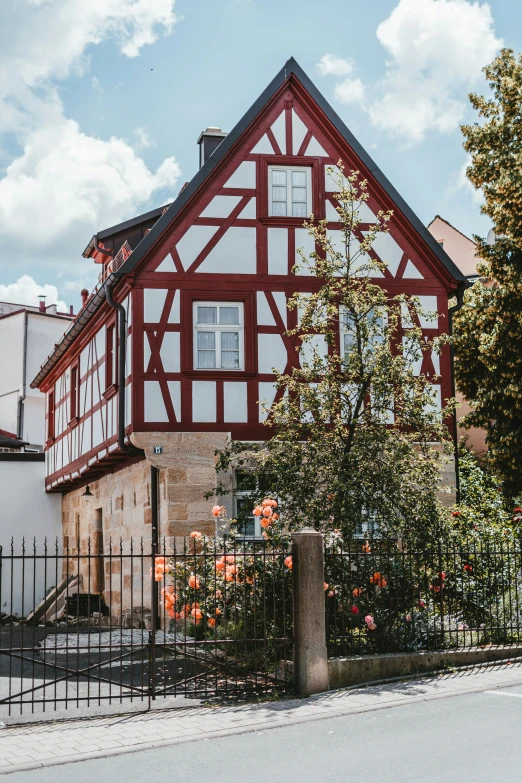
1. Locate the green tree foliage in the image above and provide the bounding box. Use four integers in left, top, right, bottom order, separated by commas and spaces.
215, 166, 455, 546
451, 446, 519, 541
456, 48, 522, 500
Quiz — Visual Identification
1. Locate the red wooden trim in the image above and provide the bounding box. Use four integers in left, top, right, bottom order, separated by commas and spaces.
219, 187, 255, 196
216, 380, 224, 423
288, 227, 296, 275
186, 196, 251, 273
297, 129, 312, 156
171, 247, 184, 273
146, 331, 177, 422
194, 218, 256, 228
285, 99, 293, 156
266, 127, 281, 155
395, 252, 409, 280
265, 291, 298, 371
138, 274, 446, 293
102, 384, 118, 401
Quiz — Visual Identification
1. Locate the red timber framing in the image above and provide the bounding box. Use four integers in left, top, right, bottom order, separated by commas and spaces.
33, 58, 466, 491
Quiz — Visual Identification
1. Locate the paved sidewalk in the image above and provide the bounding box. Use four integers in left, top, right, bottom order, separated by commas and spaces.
1, 661, 521, 775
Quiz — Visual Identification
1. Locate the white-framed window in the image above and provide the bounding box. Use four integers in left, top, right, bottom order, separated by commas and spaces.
193, 302, 244, 370
339, 306, 387, 363
354, 512, 380, 539
233, 472, 277, 539
234, 472, 262, 539
269, 166, 312, 217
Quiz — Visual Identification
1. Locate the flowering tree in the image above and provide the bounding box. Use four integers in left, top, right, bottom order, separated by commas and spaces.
215, 164, 455, 546
455, 48, 522, 501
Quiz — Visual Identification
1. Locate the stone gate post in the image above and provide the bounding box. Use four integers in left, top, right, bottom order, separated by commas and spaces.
292, 528, 329, 697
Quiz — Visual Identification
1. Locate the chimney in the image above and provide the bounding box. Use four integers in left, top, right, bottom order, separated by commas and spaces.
197, 127, 227, 168
69, 305, 74, 316
81, 289, 89, 308
38, 295, 46, 313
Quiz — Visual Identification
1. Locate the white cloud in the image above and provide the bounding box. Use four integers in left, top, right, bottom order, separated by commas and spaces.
0, 275, 67, 312
370, 0, 502, 143
133, 127, 155, 150
0, 119, 180, 248
317, 0, 502, 145
334, 78, 366, 105
0, 0, 180, 272
317, 54, 355, 78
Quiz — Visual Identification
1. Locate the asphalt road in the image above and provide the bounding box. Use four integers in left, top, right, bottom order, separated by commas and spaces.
8, 683, 522, 782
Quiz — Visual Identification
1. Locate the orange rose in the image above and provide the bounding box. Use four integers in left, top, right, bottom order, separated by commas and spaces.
253, 506, 262, 516
284, 556, 293, 570
369, 572, 387, 588
208, 617, 216, 627
188, 575, 200, 589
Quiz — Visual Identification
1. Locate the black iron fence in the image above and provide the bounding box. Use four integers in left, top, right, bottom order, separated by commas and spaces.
0, 537, 293, 715
325, 538, 522, 657
4, 533, 522, 715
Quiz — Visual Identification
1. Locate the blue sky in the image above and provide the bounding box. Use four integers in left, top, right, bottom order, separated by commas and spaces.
0, 0, 518, 311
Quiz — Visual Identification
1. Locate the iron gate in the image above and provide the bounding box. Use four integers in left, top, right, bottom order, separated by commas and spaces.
0, 537, 293, 716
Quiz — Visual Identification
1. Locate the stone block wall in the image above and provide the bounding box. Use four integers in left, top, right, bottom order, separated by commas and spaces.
60, 432, 228, 618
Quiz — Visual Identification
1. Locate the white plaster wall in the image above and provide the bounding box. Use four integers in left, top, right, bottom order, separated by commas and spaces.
0, 312, 70, 445
0, 312, 23, 434
0, 459, 61, 615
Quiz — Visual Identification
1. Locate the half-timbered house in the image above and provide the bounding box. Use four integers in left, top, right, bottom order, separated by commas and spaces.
31, 58, 467, 554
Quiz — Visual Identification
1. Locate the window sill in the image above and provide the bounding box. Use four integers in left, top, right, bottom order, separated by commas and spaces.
102, 384, 118, 401
68, 416, 79, 428
259, 216, 312, 228
184, 370, 255, 380
45, 437, 55, 448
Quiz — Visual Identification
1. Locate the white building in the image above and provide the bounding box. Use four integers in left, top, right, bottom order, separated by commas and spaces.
0, 299, 74, 450
0, 298, 74, 615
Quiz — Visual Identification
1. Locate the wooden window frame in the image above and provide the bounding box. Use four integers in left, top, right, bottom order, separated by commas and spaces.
181, 290, 256, 378
103, 320, 118, 400
268, 164, 312, 218
193, 301, 245, 372
68, 361, 80, 426
46, 390, 55, 445
258, 156, 324, 225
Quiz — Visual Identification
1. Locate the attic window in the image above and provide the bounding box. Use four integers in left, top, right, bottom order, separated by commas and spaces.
269, 166, 311, 217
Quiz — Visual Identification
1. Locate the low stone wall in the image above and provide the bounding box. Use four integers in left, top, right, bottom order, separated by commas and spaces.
328, 646, 522, 689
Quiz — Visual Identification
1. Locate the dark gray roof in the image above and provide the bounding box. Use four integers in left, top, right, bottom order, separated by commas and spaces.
31, 57, 467, 389
82, 203, 171, 257
0, 431, 27, 448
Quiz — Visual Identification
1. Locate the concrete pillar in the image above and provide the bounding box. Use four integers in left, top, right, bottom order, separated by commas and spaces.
292, 528, 329, 697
